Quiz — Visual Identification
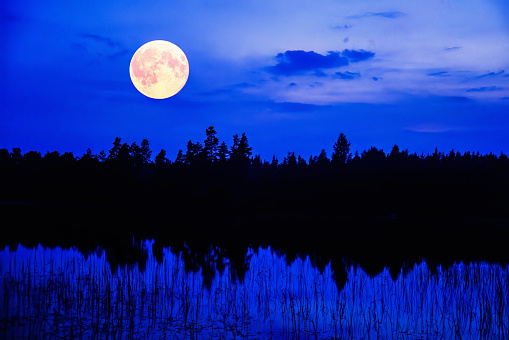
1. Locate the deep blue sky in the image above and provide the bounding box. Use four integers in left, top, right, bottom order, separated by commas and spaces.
3, 0, 509, 161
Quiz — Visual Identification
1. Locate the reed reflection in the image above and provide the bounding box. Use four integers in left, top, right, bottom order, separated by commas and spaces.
1, 242, 508, 339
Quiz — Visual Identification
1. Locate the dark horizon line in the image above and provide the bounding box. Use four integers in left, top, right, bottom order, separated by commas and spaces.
2, 126, 508, 166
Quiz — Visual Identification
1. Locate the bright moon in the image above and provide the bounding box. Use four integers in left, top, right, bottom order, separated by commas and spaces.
129, 40, 189, 99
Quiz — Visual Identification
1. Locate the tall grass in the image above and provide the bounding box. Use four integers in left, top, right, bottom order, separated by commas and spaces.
1, 242, 508, 339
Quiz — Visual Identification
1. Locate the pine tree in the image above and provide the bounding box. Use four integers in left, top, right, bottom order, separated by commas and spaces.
175, 149, 185, 163
185, 140, 203, 164
317, 149, 329, 165
98, 150, 106, 162
140, 139, 152, 164
204, 126, 219, 162
331, 133, 351, 164
217, 141, 230, 163
155, 149, 169, 166
107, 137, 122, 160
271, 155, 279, 168
287, 152, 297, 166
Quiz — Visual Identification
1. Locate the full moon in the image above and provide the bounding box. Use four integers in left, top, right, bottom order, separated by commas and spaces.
129, 40, 189, 99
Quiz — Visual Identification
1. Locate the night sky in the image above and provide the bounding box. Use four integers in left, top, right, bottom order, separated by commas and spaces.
3, 0, 509, 161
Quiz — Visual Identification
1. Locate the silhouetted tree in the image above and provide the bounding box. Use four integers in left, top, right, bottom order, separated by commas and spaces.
230, 133, 252, 162
81, 148, 94, 160
271, 155, 279, 168
361, 147, 385, 162
252, 154, 262, 167
185, 140, 204, 164
239, 133, 252, 157
352, 150, 361, 163
23, 151, 42, 166
297, 155, 306, 166
155, 149, 169, 166
108, 137, 122, 161
331, 133, 351, 164
286, 152, 297, 167
98, 150, 106, 162
61, 152, 76, 165
204, 126, 219, 162
131, 139, 152, 166
0, 149, 10, 166
231, 134, 240, 158
79, 148, 99, 166
110, 143, 132, 167
216, 141, 229, 163
175, 149, 185, 164
43, 151, 60, 163
389, 144, 400, 159
10, 148, 22, 166
317, 149, 329, 165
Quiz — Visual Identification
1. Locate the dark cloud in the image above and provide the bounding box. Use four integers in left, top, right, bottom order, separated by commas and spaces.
444, 46, 461, 52
476, 70, 504, 79
466, 86, 503, 92
342, 49, 375, 62
427, 71, 449, 77
333, 71, 360, 80
267, 50, 348, 76
349, 11, 405, 19
371, 11, 405, 18
266, 49, 374, 76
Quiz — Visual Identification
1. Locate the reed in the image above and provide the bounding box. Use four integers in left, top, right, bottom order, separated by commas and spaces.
0, 242, 508, 339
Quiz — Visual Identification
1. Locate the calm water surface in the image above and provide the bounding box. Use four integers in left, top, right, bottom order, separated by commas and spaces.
1, 241, 508, 339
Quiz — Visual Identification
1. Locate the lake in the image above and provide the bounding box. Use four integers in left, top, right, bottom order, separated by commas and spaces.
1, 241, 508, 339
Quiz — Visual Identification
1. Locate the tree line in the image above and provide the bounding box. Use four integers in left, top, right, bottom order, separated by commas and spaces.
2, 126, 506, 168
1, 126, 508, 220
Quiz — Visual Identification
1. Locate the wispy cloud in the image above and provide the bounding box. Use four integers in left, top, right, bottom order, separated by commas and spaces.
348, 11, 405, 20
77, 33, 129, 59
332, 24, 352, 30
466, 86, 504, 92
333, 71, 361, 80
476, 70, 505, 79
427, 71, 449, 77
405, 123, 454, 133
80, 33, 121, 48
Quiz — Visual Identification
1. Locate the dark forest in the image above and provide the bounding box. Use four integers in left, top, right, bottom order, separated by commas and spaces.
2, 126, 509, 280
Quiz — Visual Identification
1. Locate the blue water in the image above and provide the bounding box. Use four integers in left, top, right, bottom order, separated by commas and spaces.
1, 241, 508, 339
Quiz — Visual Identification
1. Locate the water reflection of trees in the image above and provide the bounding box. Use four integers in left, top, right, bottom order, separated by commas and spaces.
1, 244, 508, 339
